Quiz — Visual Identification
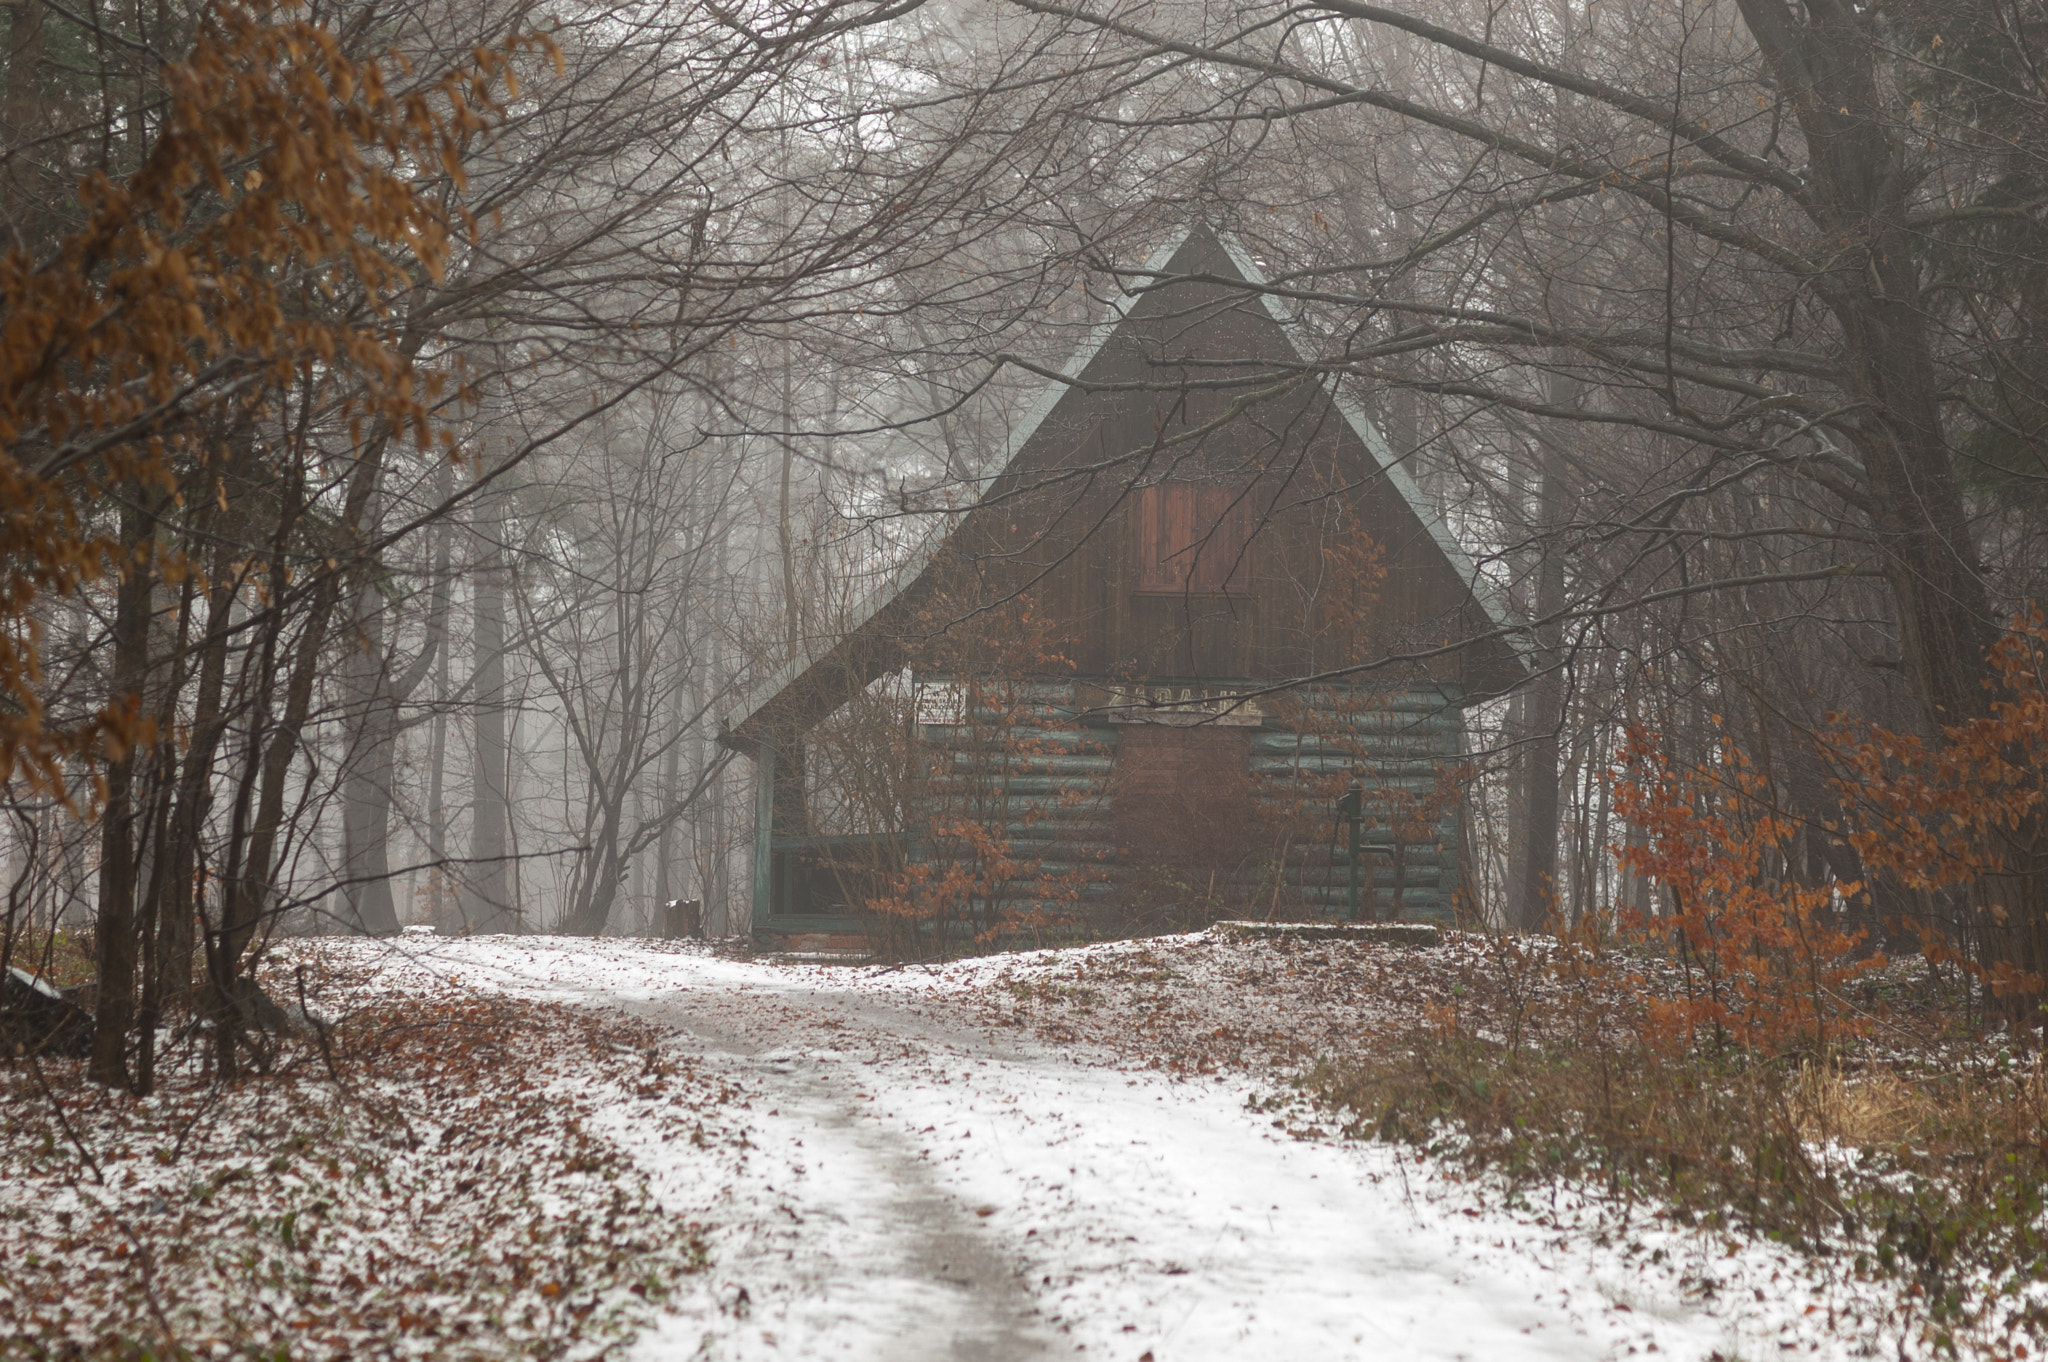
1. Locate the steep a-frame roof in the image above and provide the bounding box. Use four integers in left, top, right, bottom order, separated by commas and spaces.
719, 223, 1526, 756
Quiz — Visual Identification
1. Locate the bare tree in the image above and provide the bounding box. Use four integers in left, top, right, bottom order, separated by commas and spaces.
514, 401, 744, 935
964, 0, 2046, 967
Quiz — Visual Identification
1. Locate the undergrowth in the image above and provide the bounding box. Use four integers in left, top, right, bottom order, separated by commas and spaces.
1303, 936, 2048, 1355
0, 951, 720, 1361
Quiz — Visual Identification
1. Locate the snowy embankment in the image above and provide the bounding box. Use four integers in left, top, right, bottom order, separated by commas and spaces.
0, 958, 721, 1360
306, 933, 1910, 1362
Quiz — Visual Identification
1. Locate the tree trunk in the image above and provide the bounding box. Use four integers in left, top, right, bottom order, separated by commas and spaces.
461, 489, 515, 931
89, 505, 155, 1087
1736, 0, 2024, 999
211, 445, 378, 1077
1731, 0, 1999, 712
3, 0, 45, 213
655, 690, 680, 923
216, 563, 341, 975
1508, 374, 1572, 930
708, 544, 730, 933
779, 340, 803, 659
338, 482, 446, 936
157, 529, 239, 1031
424, 474, 454, 923
565, 782, 628, 935
132, 562, 200, 1096
339, 560, 402, 935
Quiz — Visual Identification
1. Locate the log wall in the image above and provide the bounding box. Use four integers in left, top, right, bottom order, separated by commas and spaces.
905, 676, 1466, 924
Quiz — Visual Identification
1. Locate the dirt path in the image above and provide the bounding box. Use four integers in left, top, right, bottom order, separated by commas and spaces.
504, 956, 1637, 1362
622, 987, 1051, 1360
338, 937, 1837, 1362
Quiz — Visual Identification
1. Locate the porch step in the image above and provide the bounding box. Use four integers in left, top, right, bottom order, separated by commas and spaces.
1211, 920, 1443, 947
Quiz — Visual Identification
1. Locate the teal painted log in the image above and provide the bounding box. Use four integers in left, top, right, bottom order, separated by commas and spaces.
936, 753, 1116, 775
924, 775, 1107, 797
1250, 712, 1461, 736
1250, 767, 1455, 789
1297, 885, 1454, 910
1325, 849, 1448, 869
1248, 734, 1459, 758
928, 728, 1116, 750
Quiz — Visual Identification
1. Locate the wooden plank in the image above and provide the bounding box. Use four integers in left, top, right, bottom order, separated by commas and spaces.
751, 729, 776, 930
1111, 726, 1253, 871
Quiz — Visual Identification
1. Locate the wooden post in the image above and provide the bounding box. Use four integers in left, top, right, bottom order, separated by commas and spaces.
751, 729, 776, 931
1339, 778, 1364, 923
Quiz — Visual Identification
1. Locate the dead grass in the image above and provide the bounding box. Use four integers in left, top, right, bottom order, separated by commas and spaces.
0, 950, 725, 1361
1295, 936, 2048, 1356
1789, 1063, 1947, 1147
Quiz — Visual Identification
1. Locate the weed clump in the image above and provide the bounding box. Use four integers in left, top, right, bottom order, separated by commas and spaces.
1305, 932, 2048, 1354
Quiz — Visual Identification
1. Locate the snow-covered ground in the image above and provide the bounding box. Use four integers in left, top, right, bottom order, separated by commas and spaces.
315, 934, 1909, 1361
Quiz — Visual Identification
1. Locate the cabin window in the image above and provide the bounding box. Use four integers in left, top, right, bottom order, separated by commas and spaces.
1131, 482, 1253, 595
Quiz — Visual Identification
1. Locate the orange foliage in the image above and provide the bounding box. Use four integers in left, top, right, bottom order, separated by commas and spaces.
1608, 616, 2048, 1045
1612, 728, 1879, 1053
1827, 614, 2048, 1002
875, 810, 1035, 935
870, 596, 1104, 951
0, 1, 545, 789
1316, 521, 1390, 670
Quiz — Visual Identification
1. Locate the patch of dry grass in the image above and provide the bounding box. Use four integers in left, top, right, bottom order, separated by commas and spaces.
1789, 1063, 1944, 1147
1296, 937, 2048, 1356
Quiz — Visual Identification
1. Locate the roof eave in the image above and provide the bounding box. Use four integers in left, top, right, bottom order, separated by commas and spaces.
716, 226, 1200, 752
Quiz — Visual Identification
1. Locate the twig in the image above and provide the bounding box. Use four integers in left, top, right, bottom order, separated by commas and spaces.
105, 1215, 181, 1356
296, 964, 341, 1084
168, 1076, 228, 1165
23, 1051, 104, 1186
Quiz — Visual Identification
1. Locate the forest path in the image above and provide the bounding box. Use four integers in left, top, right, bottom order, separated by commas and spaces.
425, 940, 1658, 1362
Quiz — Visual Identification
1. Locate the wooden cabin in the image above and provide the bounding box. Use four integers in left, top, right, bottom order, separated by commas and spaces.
720, 224, 1525, 952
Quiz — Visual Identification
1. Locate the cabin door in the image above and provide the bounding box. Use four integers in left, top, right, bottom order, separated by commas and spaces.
1110, 725, 1253, 875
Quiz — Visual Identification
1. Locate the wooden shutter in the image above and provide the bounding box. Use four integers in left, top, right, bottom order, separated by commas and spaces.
1187, 486, 1252, 593
1132, 483, 1252, 595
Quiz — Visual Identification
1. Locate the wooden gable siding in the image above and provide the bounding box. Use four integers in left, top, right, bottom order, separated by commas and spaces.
720, 223, 1521, 761
943, 433, 1479, 687
933, 236, 1491, 693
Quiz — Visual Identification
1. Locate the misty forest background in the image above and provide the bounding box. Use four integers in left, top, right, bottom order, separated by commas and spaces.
6, 0, 2048, 1087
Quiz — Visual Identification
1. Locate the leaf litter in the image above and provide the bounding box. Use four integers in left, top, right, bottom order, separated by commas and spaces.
0, 950, 724, 1360
6, 929, 2028, 1360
